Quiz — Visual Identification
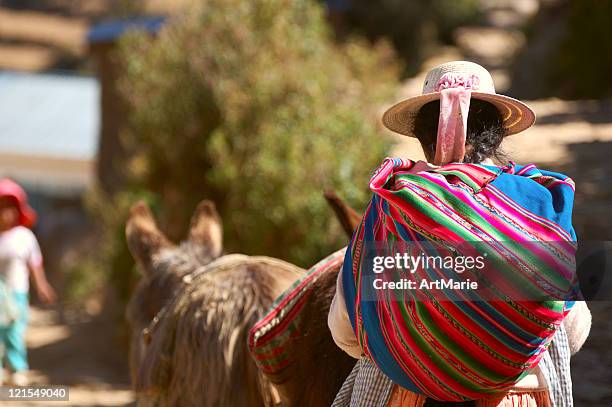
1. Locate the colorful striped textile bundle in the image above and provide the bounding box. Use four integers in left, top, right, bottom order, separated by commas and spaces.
342, 158, 578, 401
248, 248, 346, 383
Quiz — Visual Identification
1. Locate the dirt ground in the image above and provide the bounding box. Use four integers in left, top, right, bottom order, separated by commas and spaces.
0, 0, 189, 72
3, 306, 134, 407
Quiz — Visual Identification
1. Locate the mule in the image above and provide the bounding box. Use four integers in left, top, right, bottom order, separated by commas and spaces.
126, 200, 304, 406
126, 194, 361, 406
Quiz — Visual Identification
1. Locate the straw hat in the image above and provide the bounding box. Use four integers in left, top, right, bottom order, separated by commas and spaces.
0, 179, 37, 228
382, 61, 536, 137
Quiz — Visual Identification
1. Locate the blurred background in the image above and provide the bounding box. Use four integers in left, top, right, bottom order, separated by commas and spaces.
0, 0, 610, 405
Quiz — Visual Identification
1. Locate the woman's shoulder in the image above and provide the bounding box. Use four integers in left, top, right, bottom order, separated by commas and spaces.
489, 162, 575, 191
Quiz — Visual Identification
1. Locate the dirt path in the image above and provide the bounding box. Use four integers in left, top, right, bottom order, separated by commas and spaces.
5, 306, 134, 407
0, 1, 190, 72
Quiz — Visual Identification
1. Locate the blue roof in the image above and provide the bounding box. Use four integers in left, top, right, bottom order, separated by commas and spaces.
87, 16, 167, 44
0, 71, 100, 160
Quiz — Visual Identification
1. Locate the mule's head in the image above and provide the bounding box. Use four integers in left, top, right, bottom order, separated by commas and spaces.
125, 199, 224, 383
126, 200, 223, 278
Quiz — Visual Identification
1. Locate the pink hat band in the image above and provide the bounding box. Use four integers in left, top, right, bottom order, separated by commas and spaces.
434, 73, 479, 165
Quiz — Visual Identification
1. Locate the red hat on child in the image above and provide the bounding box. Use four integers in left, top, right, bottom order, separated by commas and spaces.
0, 179, 37, 228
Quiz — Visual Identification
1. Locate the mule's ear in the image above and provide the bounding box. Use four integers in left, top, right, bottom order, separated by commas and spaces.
324, 190, 363, 239
126, 201, 173, 273
188, 200, 223, 257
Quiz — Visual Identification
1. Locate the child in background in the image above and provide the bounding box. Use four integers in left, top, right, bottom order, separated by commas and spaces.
0, 179, 56, 386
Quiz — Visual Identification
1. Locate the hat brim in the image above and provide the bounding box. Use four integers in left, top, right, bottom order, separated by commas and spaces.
19, 205, 37, 228
0, 194, 37, 228
381, 91, 536, 137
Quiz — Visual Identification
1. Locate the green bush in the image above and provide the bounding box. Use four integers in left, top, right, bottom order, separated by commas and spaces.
103, 0, 398, 278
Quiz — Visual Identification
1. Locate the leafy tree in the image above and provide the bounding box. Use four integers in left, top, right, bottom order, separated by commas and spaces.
103, 0, 398, 285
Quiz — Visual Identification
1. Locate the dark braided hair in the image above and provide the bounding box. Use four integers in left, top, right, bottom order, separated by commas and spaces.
413, 99, 507, 164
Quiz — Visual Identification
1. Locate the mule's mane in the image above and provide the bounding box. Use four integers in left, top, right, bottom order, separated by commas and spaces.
150, 240, 218, 281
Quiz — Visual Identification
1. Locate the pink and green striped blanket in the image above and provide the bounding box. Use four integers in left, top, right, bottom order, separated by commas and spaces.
343, 158, 577, 401
248, 248, 346, 382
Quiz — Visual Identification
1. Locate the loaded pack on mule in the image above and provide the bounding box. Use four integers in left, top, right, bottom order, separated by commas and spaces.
125, 196, 358, 406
